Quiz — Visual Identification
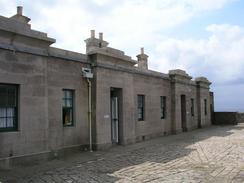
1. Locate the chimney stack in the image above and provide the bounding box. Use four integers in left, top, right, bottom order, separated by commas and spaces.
90, 30, 95, 38
10, 6, 31, 24
85, 30, 109, 53
99, 32, 103, 41
141, 47, 144, 54
137, 47, 148, 70
17, 6, 23, 15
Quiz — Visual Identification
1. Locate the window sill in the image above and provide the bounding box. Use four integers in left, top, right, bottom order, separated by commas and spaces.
63, 125, 75, 127
137, 120, 146, 123
0, 129, 18, 133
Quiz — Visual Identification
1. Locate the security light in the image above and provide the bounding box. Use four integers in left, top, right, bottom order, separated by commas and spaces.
82, 67, 93, 78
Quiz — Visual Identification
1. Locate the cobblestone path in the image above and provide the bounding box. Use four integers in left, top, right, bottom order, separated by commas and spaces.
1, 124, 244, 183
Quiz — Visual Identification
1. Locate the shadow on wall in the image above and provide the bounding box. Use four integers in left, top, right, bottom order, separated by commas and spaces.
0, 125, 243, 182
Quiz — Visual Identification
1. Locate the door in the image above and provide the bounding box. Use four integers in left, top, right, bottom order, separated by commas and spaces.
181, 95, 187, 132
111, 96, 119, 144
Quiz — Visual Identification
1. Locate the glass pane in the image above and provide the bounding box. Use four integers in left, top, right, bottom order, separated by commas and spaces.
163, 97, 166, 108
161, 109, 165, 118
0, 118, 6, 128
138, 96, 143, 108
0, 87, 7, 106
66, 99, 72, 107
160, 97, 163, 108
8, 88, 16, 106
138, 113, 142, 119
138, 108, 142, 119
63, 108, 73, 125
69, 109, 73, 122
7, 118, 14, 127
63, 90, 72, 99
66, 91, 72, 98
0, 108, 6, 117
7, 108, 15, 117
63, 99, 66, 107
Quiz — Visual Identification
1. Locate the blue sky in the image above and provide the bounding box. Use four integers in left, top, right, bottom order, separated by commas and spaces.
1, 0, 244, 111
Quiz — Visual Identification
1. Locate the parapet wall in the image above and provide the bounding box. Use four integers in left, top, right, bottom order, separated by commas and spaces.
214, 112, 244, 125
237, 113, 244, 123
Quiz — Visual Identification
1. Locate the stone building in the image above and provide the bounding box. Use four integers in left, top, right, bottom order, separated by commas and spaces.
0, 7, 213, 167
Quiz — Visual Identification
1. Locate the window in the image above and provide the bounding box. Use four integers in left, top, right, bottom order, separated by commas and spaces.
204, 99, 207, 115
191, 98, 194, 116
160, 96, 166, 119
63, 89, 74, 126
0, 84, 18, 132
137, 95, 145, 121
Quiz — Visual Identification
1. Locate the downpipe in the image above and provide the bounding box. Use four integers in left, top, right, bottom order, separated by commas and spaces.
87, 78, 93, 152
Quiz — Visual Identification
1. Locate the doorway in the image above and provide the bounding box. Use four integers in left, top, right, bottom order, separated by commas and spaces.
110, 88, 122, 144
181, 95, 187, 132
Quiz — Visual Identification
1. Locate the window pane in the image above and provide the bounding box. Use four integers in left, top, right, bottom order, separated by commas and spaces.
138, 96, 142, 107
63, 108, 73, 125
0, 118, 6, 128
138, 108, 142, 119
137, 95, 144, 121
160, 96, 163, 108
191, 99, 194, 116
160, 96, 166, 119
7, 88, 16, 106
7, 108, 14, 117
63, 99, 66, 107
66, 91, 72, 98
62, 90, 74, 126
66, 99, 72, 107
7, 118, 14, 127
204, 99, 207, 115
0, 87, 7, 106
0, 108, 6, 117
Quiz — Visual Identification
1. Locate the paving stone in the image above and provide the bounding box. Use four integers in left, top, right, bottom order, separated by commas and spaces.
1, 124, 244, 183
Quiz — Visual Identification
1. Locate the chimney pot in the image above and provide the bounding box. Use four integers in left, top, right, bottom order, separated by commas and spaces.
99, 32, 103, 41
141, 47, 144, 54
91, 30, 95, 38
17, 6, 23, 15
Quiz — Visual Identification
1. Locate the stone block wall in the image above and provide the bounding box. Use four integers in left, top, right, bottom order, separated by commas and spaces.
214, 112, 238, 125
214, 112, 244, 125
237, 113, 244, 123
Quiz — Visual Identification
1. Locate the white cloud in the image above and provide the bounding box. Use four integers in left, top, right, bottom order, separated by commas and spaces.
0, 0, 243, 111
0, 0, 233, 54
0, 0, 16, 17
185, 0, 235, 11
152, 24, 244, 84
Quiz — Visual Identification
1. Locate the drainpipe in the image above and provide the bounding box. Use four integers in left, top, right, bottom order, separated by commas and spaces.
82, 67, 94, 152
87, 78, 93, 152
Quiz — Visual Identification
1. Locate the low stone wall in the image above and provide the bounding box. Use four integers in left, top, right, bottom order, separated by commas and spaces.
213, 112, 238, 125
213, 112, 244, 125
237, 113, 244, 123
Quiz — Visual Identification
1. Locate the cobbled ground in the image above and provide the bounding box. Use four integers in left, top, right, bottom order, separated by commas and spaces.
1, 124, 244, 183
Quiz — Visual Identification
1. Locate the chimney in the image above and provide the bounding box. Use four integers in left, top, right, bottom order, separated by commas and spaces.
141, 47, 144, 54
90, 30, 95, 38
84, 30, 109, 53
99, 32, 103, 41
17, 6, 23, 15
137, 47, 148, 70
10, 6, 31, 24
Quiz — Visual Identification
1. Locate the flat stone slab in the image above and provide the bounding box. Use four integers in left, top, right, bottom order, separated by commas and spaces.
0, 124, 244, 183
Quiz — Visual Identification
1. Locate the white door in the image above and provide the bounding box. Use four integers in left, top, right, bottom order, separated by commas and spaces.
111, 97, 119, 143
